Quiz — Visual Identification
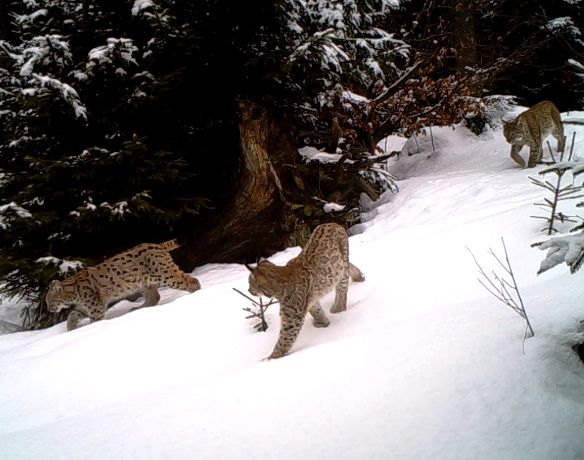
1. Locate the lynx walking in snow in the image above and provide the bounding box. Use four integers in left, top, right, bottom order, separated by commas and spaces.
502, 100, 565, 168
45, 240, 201, 331
246, 223, 365, 359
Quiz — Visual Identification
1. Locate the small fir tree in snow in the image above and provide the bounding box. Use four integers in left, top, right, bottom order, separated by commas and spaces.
530, 160, 584, 235
532, 159, 584, 276
233, 287, 278, 333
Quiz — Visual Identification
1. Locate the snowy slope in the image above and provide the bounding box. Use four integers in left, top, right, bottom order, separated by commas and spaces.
1, 116, 584, 460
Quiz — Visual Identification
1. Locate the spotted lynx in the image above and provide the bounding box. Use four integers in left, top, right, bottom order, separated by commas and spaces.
45, 240, 201, 331
502, 100, 565, 168
246, 223, 365, 359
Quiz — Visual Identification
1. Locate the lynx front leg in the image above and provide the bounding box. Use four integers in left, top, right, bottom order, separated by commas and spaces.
268, 302, 307, 359
308, 300, 330, 328
510, 144, 525, 168
67, 308, 104, 330
66, 310, 83, 331
527, 142, 543, 168
330, 271, 349, 313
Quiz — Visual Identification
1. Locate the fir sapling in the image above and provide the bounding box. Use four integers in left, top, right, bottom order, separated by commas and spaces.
233, 287, 277, 332
529, 133, 584, 235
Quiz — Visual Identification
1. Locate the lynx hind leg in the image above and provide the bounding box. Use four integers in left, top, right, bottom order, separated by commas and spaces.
551, 106, 566, 153
330, 270, 349, 314
553, 127, 566, 154
349, 262, 365, 282
510, 145, 525, 168
308, 300, 330, 328
556, 133, 566, 154
170, 272, 201, 293
133, 284, 160, 310
268, 303, 307, 359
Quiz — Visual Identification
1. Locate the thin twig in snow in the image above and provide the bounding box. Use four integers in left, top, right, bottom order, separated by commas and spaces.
546, 140, 557, 163
568, 131, 576, 161
468, 238, 534, 352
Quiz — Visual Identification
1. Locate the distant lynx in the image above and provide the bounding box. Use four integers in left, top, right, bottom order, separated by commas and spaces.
502, 100, 565, 168
45, 240, 201, 331
246, 223, 365, 359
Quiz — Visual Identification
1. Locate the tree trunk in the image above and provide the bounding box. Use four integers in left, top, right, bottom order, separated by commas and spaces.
173, 100, 293, 270
0, 0, 10, 41
451, 0, 481, 94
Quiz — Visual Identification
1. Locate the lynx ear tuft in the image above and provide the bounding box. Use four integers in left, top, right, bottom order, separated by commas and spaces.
244, 263, 255, 272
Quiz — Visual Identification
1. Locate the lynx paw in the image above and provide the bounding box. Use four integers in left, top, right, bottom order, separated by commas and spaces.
264, 353, 284, 361
312, 318, 330, 328
330, 305, 347, 314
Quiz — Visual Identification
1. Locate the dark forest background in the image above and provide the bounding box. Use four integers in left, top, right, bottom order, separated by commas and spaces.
1, 0, 584, 328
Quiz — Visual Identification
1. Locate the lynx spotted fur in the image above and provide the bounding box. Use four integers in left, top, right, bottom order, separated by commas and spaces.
247, 223, 364, 359
45, 240, 201, 331
502, 100, 565, 168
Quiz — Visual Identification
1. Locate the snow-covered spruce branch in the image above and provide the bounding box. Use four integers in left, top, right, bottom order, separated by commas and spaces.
233, 288, 278, 332
532, 230, 584, 275
468, 238, 534, 345
29, 74, 87, 120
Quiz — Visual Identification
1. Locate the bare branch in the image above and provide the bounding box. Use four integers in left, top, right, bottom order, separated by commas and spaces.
467, 239, 535, 349
373, 60, 423, 104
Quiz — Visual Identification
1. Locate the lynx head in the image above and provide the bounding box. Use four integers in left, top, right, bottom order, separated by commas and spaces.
502, 117, 522, 144
246, 259, 277, 298
45, 280, 72, 313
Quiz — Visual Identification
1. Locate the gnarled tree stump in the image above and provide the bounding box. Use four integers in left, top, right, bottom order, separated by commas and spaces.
173, 100, 293, 270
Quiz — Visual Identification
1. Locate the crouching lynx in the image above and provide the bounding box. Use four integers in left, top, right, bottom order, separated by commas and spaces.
502, 100, 565, 168
45, 240, 201, 331
246, 223, 365, 359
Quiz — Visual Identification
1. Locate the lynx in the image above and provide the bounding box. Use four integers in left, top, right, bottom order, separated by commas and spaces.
246, 223, 365, 359
502, 100, 565, 168
45, 240, 201, 331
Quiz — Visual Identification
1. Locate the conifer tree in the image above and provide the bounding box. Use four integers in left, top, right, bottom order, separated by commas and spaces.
0, 1, 208, 322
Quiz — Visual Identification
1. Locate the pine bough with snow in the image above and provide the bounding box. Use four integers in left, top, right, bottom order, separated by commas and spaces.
532, 160, 584, 274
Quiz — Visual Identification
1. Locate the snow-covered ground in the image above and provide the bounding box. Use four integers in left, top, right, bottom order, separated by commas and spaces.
1, 112, 584, 460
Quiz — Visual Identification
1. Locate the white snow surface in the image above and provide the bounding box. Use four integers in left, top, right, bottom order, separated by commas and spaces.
1, 115, 584, 460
